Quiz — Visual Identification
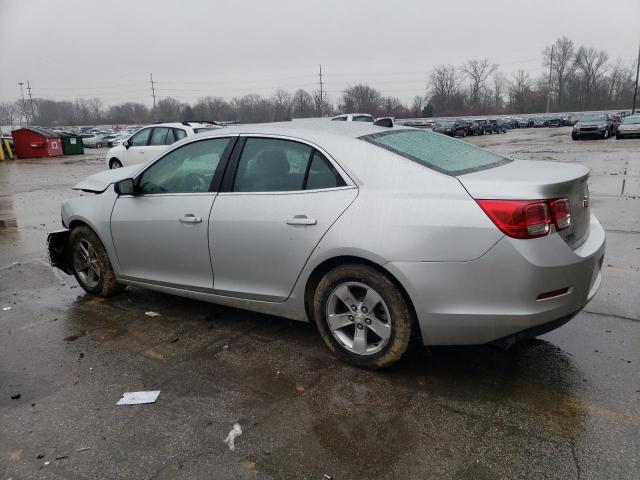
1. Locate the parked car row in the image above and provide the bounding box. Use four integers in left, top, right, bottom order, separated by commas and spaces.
432, 118, 508, 137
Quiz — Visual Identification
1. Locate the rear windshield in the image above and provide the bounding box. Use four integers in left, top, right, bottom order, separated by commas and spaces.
361, 129, 511, 176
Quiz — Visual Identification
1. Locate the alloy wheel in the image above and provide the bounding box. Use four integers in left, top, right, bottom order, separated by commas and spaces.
73, 239, 101, 289
325, 282, 392, 356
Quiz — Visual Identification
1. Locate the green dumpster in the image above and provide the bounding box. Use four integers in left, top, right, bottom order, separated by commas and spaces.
59, 132, 84, 155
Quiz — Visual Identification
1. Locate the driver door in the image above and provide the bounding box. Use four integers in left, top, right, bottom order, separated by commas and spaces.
111, 136, 235, 289
123, 127, 152, 166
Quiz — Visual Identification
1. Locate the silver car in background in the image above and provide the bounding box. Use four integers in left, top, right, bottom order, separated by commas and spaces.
48, 122, 605, 368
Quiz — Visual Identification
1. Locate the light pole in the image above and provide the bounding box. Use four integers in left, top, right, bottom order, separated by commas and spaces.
18, 82, 28, 125
632, 42, 640, 114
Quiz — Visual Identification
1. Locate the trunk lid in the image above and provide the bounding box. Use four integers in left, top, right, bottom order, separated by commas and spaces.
457, 159, 591, 249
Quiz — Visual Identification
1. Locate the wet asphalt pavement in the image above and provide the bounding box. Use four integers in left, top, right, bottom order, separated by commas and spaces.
0, 128, 638, 479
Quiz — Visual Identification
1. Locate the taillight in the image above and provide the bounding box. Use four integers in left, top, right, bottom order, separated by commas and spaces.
477, 198, 571, 239
550, 198, 571, 230
476, 200, 550, 239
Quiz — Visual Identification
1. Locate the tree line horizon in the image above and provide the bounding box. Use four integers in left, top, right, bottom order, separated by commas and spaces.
1, 37, 637, 127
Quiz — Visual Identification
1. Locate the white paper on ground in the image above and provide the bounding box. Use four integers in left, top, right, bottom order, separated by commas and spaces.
223, 423, 243, 451
117, 390, 160, 405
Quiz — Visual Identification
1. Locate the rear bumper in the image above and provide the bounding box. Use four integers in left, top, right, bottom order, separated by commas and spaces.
388, 213, 605, 345
47, 229, 73, 275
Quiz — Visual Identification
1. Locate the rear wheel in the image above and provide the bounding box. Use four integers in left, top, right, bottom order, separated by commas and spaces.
603, 129, 610, 139
313, 264, 414, 369
70, 226, 123, 297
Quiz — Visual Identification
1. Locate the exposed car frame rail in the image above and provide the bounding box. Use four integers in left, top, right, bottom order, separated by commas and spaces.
47, 229, 73, 275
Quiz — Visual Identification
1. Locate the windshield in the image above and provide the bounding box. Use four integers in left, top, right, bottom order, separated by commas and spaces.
623, 116, 640, 125
361, 129, 511, 176
580, 114, 606, 122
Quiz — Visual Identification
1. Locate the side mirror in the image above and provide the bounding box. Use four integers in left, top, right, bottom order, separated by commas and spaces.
123, 140, 130, 149
115, 178, 135, 195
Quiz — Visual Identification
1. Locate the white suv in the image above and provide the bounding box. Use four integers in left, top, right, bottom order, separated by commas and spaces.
105, 122, 220, 169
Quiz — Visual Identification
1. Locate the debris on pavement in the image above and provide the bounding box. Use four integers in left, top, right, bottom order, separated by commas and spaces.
75, 447, 91, 452
117, 390, 161, 405
145, 311, 160, 317
55, 455, 69, 460
296, 386, 305, 393
10, 393, 21, 400
44, 461, 50, 466
36, 454, 45, 459
223, 423, 243, 451
2, 306, 11, 311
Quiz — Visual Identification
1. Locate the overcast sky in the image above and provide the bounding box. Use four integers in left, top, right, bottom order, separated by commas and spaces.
2, 0, 639, 106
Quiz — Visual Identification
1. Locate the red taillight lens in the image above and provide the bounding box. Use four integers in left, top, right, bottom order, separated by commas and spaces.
550, 198, 571, 230
476, 200, 551, 239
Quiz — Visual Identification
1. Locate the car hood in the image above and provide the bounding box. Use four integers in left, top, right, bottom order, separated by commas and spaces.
73, 164, 143, 192
577, 122, 604, 127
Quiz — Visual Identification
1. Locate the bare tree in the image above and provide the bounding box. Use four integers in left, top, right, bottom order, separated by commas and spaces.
463, 59, 498, 113
409, 95, 425, 117
543, 37, 576, 108
491, 72, 506, 113
0, 102, 20, 127
508, 70, 533, 113
428, 64, 463, 115
270, 89, 292, 121
291, 89, 315, 118
340, 85, 382, 115
574, 46, 609, 108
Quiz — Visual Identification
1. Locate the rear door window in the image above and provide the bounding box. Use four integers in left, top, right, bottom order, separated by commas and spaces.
361, 129, 511, 176
233, 138, 312, 192
150, 127, 170, 146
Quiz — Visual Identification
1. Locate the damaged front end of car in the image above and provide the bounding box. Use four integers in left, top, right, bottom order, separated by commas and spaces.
47, 229, 73, 275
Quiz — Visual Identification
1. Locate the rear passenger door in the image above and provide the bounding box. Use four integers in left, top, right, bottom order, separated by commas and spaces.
209, 136, 357, 301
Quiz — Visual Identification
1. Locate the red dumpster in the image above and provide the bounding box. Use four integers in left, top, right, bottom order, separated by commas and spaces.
12, 127, 63, 159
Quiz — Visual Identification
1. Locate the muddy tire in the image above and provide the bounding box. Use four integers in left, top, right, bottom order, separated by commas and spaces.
70, 226, 123, 297
313, 264, 414, 369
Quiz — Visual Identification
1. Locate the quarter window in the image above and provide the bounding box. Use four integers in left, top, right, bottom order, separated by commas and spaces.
174, 128, 187, 140
305, 151, 344, 190
139, 138, 231, 194
129, 128, 151, 146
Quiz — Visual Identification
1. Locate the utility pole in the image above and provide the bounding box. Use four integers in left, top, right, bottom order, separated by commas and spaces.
632, 42, 640, 114
546, 44, 554, 114
318, 64, 324, 117
150, 73, 157, 110
18, 82, 28, 125
26, 80, 35, 123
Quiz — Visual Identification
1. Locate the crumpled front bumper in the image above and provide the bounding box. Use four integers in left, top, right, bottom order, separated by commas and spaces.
47, 229, 72, 275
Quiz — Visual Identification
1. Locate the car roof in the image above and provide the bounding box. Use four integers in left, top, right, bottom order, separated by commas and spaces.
196, 119, 402, 147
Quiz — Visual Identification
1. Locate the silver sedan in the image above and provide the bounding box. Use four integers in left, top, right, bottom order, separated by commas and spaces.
48, 122, 605, 368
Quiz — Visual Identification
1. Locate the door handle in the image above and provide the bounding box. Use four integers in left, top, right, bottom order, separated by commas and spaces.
179, 214, 202, 224
286, 215, 317, 226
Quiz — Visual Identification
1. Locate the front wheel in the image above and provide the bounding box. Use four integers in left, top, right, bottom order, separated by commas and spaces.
572, 133, 579, 140
109, 158, 123, 169
313, 264, 414, 369
616, 133, 622, 140
603, 129, 610, 139
70, 226, 123, 297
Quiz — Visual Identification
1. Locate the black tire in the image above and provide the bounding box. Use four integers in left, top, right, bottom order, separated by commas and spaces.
109, 158, 123, 169
603, 129, 609, 139
313, 264, 414, 369
616, 133, 622, 140
70, 226, 123, 297
572, 133, 579, 140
